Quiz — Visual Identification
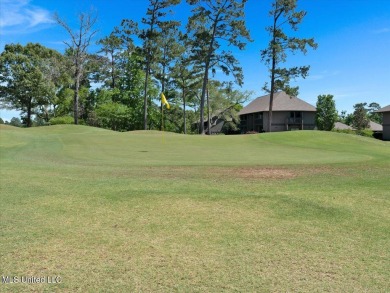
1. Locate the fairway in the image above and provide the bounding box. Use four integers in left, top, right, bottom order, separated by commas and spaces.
1, 125, 389, 292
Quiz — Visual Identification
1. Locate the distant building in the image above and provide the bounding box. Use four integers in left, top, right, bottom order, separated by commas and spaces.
204, 115, 228, 135
368, 120, 383, 132
376, 105, 390, 140
238, 91, 316, 133
194, 110, 238, 135
334, 122, 354, 130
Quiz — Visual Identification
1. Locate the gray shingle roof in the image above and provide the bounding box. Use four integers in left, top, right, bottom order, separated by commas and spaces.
376, 105, 390, 113
368, 120, 383, 131
238, 91, 316, 115
334, 122, 354, 130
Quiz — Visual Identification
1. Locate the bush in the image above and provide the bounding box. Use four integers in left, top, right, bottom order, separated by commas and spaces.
49, 116, 74, 125
332, 129, 373, 138
222, 121, 240, 135
95, 102, 132, 131
355, 129, 373, 137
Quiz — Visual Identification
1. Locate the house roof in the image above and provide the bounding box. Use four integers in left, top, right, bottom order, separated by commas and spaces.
334, 122, 354, 130
238, 91, 316, 115
210, 120, 225, 134
368, 120, 383, 131
376, 105, 390, 113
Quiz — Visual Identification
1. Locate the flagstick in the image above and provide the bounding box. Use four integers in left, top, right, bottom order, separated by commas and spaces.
162, 105, 165, 144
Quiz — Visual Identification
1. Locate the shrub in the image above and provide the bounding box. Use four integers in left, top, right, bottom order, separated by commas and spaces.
50, 116, 74, 125
355, 129, 373, 137
332, 129, 373, 138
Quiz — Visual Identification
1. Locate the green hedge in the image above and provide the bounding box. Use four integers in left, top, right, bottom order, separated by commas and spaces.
49, 116, 74, 125
332, 128, 373, 138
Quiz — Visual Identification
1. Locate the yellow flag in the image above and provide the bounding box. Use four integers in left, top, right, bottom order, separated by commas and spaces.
161, 93, 170, 109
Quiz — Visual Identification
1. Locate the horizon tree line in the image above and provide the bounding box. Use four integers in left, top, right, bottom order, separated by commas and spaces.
1, 0, 320, 134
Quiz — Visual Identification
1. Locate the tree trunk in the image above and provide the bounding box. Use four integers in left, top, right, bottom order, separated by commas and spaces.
268, 61, 275, 132
160, 60, 166, 131
143, 62, 150, 130
74, 84, 79, 125
27, 98, 32, 127
268, 6, 280, 133
111, 52, 116, 89
199, 67, 208, 134
183, 86, 186, 134
207, 81, 211, 135
199, 14, 219, 135
74, 67, 80, 125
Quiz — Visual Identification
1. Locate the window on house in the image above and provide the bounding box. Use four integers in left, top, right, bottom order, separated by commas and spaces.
290, 111, 302, 119
254, 113, 262, 119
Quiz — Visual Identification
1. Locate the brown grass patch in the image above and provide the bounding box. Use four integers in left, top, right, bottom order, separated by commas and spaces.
232, 167, 296, 179
141, 166, 297, 180
108, 165, 346, 181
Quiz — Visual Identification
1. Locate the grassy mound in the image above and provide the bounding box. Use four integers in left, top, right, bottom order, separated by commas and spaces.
1, 125, 389, 291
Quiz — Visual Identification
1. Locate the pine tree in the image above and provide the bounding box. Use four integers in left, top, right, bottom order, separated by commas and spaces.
261, 0, 317, 132
187, 0, 251, 134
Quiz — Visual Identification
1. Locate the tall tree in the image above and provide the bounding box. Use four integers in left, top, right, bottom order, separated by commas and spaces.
261, 0, 317, 132
153, 20, 182, 130
136, 0, 181, 130
0, 43, 66, 127
96, 32, 124, 89
367, 102, 382, 124
315, 94, 337, 131
154, 21, 181, 93
187, 0, 251, 134
54, 11, 98, 125
352, 102, 369, 131
172, 54, 203, 134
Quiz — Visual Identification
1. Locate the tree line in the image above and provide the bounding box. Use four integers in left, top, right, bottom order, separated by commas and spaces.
0, 0, 256, 134
0, 0, 323, 134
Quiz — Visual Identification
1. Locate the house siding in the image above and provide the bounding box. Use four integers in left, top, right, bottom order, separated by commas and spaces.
240, 113, 263, 133
241, 111, 316, 133
303, 112, 317, 130
383, 112, 390, 140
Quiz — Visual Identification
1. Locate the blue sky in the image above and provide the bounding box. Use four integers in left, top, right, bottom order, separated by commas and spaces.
1, 0, 389, 121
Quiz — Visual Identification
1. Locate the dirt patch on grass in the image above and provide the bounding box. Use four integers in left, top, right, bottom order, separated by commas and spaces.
108, 166, 298, 181
144, 166, 297, 180
221, 167, 296, 180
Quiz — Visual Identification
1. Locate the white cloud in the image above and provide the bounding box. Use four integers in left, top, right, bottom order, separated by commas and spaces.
372, 28, 390, 34
307, 70, 341, 81
0, 0, 54, 33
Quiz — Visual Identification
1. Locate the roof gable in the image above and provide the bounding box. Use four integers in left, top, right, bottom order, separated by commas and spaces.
239, 91, 316, 115
368, 120, 383, 131
376, 105, 390, 113
334, 122, 354, 130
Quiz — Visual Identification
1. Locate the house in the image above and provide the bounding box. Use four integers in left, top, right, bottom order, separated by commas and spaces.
368, 120, 383, 132
376, 105, 390, 140
238, 91, 316, 133
193, 114, 232, 135
334, 122, 354, 130
205, 115, 227, 135
194, 107, 240, 135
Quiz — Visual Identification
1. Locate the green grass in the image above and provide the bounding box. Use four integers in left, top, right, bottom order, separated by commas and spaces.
1, 124, 389, 292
